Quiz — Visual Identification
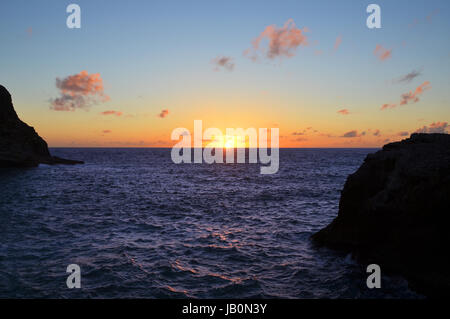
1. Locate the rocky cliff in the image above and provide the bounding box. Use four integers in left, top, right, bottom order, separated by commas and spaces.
312, 133, 450, 297
0, 85, 83, 167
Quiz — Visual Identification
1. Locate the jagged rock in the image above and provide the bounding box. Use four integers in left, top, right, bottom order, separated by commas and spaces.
0, 85, 83, 167
312, 133, 450, 297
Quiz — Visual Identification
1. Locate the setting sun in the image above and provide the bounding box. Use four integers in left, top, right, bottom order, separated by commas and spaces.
203, 135, 247, 148
224, 138, 235, 149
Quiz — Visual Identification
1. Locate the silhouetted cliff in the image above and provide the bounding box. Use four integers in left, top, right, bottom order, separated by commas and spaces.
312, 133, 450, 297
0, 85, 83, 167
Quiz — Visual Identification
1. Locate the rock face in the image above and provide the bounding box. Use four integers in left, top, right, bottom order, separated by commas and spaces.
312, 133, 450, 297
0, 85, 83, 167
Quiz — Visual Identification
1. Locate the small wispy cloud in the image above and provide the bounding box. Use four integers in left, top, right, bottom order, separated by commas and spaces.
395, 69, 421, 84
426, 10, 439, 23
380, 103, 397, 110
374, 44, 392, 61
158, 109, 169, 118
101, 110, 122, 116
341, 130, 359, 138
212, 56, 235, 71
244, 19, 308, 61
381, 81, 431, 110
334, 35, 342, 51
408, 18, 420, 29
409, 10, 439, 28
399, 81, 431, 105
373, 129, 381, 136
337, 109, 350, 115
397, 131, 409, 136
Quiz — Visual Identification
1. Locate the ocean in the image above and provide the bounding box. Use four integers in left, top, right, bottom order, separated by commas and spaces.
0, 148, 421, 298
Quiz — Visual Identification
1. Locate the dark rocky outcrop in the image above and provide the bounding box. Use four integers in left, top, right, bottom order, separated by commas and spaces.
0, 85, 83, 167
312, 133, 450, 297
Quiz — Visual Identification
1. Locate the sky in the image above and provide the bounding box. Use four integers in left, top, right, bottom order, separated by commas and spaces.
0, 0, 449, 147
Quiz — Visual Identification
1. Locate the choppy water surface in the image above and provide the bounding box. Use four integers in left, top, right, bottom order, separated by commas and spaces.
0, 149, 421, 298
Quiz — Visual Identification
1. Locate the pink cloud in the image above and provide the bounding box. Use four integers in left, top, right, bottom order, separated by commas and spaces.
244, 19, 308, 61
373, 129, 381, 136
415, 121, 448, 134
101, 110, 122, 116
50, 71, 109, 111
158, 109, 169, 118
381, 81, 431, 110
337, 109, 350, 115
398, 131, 409, 136
374, 44, 392, 61
334, 35, 342, 51
380, 103, 397, 110
399, 81, 431, 105
102, 130, 111, 134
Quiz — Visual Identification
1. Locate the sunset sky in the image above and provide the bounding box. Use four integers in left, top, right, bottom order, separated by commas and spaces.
0, 0, 449, 147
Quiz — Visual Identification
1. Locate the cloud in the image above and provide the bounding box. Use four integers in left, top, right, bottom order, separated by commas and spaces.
26, 27, 32, 36
395, 69, 421, 83
212, 56, 235, 71
102, 130, 111, 134
399, 81, 431, 105
158, 109, 169, 118
409, 18, 420, 28
337, 109, 350, 115
409, 10, 439, 28
334, 35, 342, 51
415, 121, 449, 134
292, 130, 306, 136
373, 129, 381, 136
50, 71, 109, 111
341, 130, 359, 138
381, 81, 431, 110
101, 110, 122, 116
244, 19, 308, 61
380, 103, 397, 110
426, 10, 439, 23
398, 131, 409, 136
374, 44, 392, 61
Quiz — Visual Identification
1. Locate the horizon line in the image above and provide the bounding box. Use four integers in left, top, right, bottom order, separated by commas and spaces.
48, 146, 381, 149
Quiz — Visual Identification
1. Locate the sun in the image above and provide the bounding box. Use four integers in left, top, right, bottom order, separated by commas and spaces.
224, 138, 235, 149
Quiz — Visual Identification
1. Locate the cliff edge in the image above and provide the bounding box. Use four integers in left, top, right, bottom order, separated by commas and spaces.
0, 85, 83, 167
312, 133, 450, 297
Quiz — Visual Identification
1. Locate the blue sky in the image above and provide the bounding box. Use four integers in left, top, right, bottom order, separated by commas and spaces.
0, 0, 449, 147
